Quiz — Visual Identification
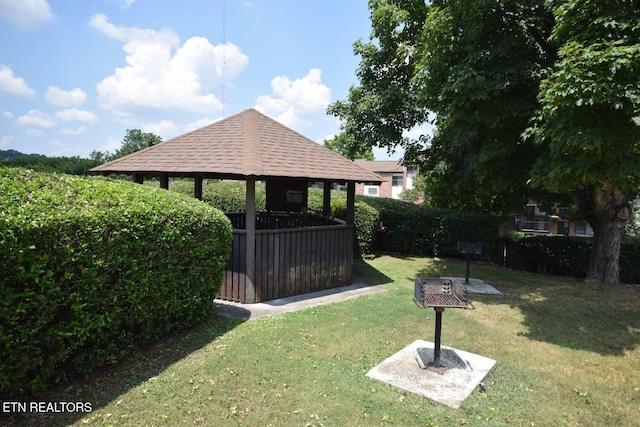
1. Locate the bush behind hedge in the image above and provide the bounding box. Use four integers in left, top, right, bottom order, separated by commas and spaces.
0, 168, 232, 399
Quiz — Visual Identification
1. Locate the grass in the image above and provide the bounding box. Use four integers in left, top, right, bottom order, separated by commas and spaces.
4, 256, 640, 426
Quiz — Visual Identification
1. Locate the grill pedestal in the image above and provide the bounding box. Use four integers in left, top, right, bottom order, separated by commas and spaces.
430, 307, 446, 373
414, 278, 472, 374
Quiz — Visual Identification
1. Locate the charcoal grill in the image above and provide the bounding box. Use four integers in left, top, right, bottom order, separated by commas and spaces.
414, 278, 473, 373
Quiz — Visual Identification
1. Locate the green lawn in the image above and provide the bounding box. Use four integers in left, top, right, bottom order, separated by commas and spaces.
6, 256, 640, 426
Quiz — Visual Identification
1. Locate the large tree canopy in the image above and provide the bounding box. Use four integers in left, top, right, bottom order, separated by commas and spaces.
330, 0, 640, 284
90, 129, 162, 163
324, 133, 374, 160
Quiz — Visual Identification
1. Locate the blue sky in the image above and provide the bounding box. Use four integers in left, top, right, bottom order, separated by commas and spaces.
0, 0, 412, 160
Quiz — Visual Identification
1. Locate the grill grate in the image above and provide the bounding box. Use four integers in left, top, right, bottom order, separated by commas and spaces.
414, 277, 470, 309
422, 293, 468, 309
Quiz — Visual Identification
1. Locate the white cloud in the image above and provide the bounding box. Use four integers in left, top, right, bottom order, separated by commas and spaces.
1, 135, 13, 148
45, 86, 86, 107
0, 66, 36, 98
60, 126, 87, 136
55, 108, 98, 123
0, 0, 54, 30
103, 134, 122, 152
254, 68, 331, 129
117, 0, 136, 9
16, 109, 56, 129
26, 129, 44, 137
184, 116, 221, 133
90, 14, 248, 115
3, 111, 14, 120
142, 120, 178, 139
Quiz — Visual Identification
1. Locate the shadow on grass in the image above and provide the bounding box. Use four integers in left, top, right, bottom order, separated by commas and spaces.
411, 257, 640, 357
486, 279, 640, 357
1, 312, 245, 427
354, 258, 394, 286
2, 264, 389, 426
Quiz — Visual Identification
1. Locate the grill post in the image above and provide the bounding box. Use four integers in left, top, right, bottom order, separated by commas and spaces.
433, 307, 444, 368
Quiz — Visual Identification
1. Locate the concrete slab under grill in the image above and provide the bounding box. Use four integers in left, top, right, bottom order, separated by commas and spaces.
442, 277, 504, 297
366, 340, 497, 408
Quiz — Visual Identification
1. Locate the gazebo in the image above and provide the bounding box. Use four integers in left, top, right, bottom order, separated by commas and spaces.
91, 108, 381, 303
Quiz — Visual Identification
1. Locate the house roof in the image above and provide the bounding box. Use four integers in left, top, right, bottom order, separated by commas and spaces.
91, 108, 381, 184
354, 159, 405, 174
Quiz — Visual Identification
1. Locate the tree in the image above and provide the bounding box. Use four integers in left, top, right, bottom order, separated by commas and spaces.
329, 0, 640, 284
530, 0, 640, 283
324, 133, 374, 160
90, 129, 162, 163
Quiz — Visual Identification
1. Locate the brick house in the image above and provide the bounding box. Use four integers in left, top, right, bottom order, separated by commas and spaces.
352, 159, 417, 199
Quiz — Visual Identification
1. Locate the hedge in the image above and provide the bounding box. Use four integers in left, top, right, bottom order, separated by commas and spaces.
359, 197, 500, 258
505, 233, 640, 284
0, 168, 232, 399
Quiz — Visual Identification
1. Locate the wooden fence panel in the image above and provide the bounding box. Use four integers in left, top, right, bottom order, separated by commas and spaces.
220, 225, 354, 303
492, 238, 537, 273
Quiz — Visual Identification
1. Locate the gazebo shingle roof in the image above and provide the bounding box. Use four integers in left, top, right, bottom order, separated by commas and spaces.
91, 108, 382, 183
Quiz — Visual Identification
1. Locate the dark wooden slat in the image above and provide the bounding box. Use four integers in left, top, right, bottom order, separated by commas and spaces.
220, 225, 354, 303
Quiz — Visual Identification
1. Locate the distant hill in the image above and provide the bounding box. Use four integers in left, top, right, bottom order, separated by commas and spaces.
1, 149, 44, 160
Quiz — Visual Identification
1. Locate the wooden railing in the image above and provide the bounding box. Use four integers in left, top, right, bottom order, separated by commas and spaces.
219, 221, 354, 303
225, 212, 342, 230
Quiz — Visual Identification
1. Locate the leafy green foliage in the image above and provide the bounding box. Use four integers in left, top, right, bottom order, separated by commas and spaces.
504, 234, 640, 283
0, 168, 232, 399
532, 0, 640, 197
2, 155, 101, 175
331, 0, 640, 283
323, 133, 374, 160
90, 129, 162, 162
357, 196, 500, 258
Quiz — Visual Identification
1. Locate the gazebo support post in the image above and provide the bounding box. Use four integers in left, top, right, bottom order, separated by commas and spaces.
160, 173, 169, 190
245, 176, 257, 303
322, 181, 332, 221
346, 181, 355, 225
194, 176, 203, 200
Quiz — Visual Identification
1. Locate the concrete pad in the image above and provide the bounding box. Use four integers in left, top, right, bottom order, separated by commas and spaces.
214, 283, 387, 320
366, 339, 497, 408
214, 266, 386, 320
442, 277, 503, 297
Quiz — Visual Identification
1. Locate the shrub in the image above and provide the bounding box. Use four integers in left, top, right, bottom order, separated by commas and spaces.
0, 168, 232, 399
523, 235, 592, 276
360, 197, 500, 258
329, 199, 380, 256
504, 234, 640, 284
201, 180, 266, 212
620, 236, 640, 284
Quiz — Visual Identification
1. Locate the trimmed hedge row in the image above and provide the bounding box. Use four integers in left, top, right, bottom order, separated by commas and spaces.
1, 168, 232, 399
359, 197, 500, 258
509, 234, 640, 284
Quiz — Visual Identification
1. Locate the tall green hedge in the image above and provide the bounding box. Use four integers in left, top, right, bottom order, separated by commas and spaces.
359, 197, 500, 258
510, 234, 640, 283
0, 168, 232, 399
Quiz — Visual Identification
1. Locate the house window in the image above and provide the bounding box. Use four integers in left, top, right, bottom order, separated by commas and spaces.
392, 173, 403, 187
364, 185, 379, 197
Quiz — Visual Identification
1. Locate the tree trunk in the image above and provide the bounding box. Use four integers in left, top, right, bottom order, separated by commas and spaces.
583, 187, 632, 285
